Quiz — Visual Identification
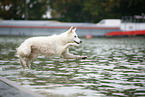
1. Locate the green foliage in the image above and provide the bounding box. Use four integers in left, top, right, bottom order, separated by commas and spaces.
0, 0, 48, 20
0, 0, 145, 22
49, 0, 145, 22
49, 0, 85, 22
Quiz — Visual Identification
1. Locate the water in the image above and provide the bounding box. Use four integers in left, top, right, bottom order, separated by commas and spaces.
0, 36, 145, 97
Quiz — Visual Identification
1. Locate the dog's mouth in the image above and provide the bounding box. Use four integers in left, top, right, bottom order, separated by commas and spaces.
74, 40, 82, 44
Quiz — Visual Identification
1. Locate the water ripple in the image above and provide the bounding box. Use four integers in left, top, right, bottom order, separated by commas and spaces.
0, 37, 145, 97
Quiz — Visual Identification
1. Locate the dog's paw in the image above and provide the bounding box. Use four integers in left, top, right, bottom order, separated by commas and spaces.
82, 56, 87, 59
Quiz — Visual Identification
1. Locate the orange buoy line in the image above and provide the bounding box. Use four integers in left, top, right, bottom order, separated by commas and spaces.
105, 30, 145, 36
86, 35, 93, 39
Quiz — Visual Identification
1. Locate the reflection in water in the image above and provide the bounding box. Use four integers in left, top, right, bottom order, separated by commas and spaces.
0, 36, 145, 97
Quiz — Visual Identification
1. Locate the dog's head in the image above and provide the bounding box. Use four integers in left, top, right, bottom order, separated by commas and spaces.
67, 26, 82, 44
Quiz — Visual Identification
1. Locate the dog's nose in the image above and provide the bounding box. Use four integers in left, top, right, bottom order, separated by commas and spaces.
80, 41, 82, 43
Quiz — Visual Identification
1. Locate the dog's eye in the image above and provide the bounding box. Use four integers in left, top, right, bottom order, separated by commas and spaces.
74, 36, 76, 38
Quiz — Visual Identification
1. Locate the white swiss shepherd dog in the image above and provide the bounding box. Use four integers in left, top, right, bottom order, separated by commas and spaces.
17, 26, 87, 69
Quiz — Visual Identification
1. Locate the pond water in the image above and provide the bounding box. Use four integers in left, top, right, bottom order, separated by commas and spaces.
0, 36, 145, 97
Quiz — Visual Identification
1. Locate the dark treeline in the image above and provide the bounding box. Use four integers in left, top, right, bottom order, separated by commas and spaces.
0, 0, 145, 23
0, 0, 49, 20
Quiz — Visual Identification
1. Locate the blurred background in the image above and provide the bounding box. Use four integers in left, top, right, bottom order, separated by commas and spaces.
0, 0, 145, 22
0, 0, 145, 37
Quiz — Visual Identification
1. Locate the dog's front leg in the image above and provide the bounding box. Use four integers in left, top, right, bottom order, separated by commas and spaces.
62, 43, 87, 59
62, 43, 79, 53
62, 49, 87, 59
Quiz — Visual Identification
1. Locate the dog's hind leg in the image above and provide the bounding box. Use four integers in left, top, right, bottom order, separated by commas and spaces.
27, 54, 38, 69
27, 46, 38, 69
18, 55, 27, 69
27, 60, 32, 69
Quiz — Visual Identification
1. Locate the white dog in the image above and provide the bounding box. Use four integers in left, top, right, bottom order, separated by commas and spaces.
17, 26, 87, 69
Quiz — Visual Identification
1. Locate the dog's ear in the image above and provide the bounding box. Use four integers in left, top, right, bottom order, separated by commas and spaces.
68, 26, 73, 34
73, 28, 76, 32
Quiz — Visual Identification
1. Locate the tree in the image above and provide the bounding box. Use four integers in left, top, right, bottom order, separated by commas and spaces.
0, 0, 24, 19
26, 0, 49, 20
50, 0, 85, 22
0, 0, 49, 20
1, 0, 145, 22
49, 0, 145, 23
49, 0, 121, 22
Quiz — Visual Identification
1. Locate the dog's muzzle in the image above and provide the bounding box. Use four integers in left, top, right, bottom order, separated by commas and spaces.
74, 40, 82, 44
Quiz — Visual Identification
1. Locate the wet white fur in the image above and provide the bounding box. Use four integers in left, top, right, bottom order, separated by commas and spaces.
17, 26, 87, 69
